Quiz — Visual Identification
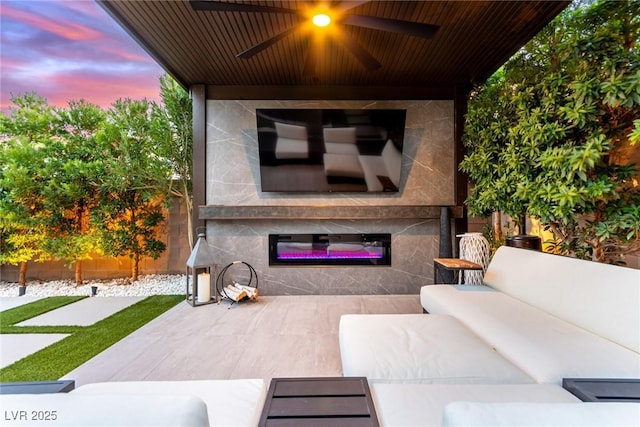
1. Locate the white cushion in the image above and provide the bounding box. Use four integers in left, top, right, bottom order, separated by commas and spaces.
420, 285, 640, 384
0, 393, 209, 427
323, 127, 356, 144
484, 246, 640, 352
381, 140, 402, 186
323, 153, 364, 178
72, 379, 266, 427
357, 140, 402, 191
371, 383, 579, 427
339, 314, 533, 384
442, 402, 640, 427
275, 122, 307, 140
274, 122, 309, 159
275, 137, 309, 159
420, 284, 496, 312
358, 155, 387, 192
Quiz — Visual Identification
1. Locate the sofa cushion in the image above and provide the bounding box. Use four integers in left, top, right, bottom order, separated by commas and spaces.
323, 127, 357, 144
371, 383, 579, 427
275, 137, 309, 159
1, 393, 209, 427
358, 155, 387, 191
420, 285, 640, 384
381, 140, 402, 186
420, 284, 495, 312
484, 246, 640, 353
323, 153, 364, 178
275, 122, 307, 140
71, 379, 266, 427
339, 314, 533, 384
274, 122, 309, 159
442, 402, 640, 427
358, 140, 403, 192
72, 379, 266, 427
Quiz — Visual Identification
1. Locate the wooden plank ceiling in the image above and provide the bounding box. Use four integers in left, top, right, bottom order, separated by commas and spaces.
98, 1, 568, 98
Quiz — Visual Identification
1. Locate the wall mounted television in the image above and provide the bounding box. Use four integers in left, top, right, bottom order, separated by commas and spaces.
257, 108, 406, 193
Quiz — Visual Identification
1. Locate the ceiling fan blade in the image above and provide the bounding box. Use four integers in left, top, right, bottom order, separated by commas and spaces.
190, 1, 298, 15
333, 30, 381, 71
236, 26, 299, 59
303, 46, 318, 77
331, 1, 370, 14
342, 15, 439, 39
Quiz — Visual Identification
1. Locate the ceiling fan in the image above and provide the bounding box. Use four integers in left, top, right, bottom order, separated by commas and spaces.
190, 1, 439, 74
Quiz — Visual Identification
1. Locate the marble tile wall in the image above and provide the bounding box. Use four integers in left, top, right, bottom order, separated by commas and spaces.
205, 100, 454, 295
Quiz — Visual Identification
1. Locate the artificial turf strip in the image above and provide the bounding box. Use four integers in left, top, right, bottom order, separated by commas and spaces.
0, 296, 86, 332
0, 295, 183, 382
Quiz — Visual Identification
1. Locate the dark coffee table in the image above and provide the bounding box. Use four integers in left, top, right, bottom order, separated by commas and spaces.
562, 378, 640, 402
258, 377, 379, 426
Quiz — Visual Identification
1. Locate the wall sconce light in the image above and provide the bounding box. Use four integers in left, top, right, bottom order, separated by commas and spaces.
185, 231, 217, 307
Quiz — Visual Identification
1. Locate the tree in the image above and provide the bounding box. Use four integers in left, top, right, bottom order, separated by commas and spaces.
0, 94, 59, 284
154, 75, 194, 247
461, 0, 640, 264
1, 96, 106, 284
42, 100, 106, 284
95, 98, 172, 281
0, 132, 51, 285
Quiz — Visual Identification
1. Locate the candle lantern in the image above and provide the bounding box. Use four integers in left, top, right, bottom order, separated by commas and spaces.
185, 232, 217, 306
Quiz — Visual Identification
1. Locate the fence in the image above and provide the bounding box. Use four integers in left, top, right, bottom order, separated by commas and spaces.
0, 200, 191, 283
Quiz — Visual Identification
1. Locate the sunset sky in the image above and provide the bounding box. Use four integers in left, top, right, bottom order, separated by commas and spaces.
1, 0, 165, 112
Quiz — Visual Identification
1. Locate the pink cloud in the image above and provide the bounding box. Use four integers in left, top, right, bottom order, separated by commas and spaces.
2, 4, 101, 41
1, 1, 166, 113
0, 57, 24, 70
46, 71, 163, 108
101, 46, 156, 64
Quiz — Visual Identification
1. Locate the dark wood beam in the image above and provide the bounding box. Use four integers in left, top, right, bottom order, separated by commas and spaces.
199, 205, 464, 220
191, 84, 206, 241
205, 86, 455, 100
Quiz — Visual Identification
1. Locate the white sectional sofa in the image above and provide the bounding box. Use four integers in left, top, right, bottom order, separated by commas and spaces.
323, 139, 402, 191
2, 379, 266, 427
339, 246, 640, 426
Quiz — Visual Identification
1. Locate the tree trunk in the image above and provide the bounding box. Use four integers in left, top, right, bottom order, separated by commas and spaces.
519, 213, 527, 235
75, 204, 86, 285
493, 211, 503, 243
19, 261, 27, 286
75, 261, 83, 285
132, 253, 139, 281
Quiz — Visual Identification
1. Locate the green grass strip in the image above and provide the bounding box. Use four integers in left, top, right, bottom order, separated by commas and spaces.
0, 295, 183, 382
2, 325, 85, 334
0, 296, 86, 331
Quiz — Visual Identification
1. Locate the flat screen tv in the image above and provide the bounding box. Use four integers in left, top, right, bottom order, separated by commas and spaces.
257, 108, 406, 192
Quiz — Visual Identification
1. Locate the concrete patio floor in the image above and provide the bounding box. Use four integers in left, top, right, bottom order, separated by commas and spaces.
1, 294, 422, 382
61, 295, 422, 387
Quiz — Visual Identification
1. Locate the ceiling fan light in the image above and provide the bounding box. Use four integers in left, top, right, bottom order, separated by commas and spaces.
312, 13, 331, 27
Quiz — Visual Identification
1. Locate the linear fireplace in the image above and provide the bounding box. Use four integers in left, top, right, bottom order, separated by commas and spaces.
269, 233, 391, 266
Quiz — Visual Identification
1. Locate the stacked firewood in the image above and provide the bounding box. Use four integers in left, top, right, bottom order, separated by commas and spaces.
224, 281, 259, 302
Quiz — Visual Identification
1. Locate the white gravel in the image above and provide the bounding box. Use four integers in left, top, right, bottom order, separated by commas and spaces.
0, 274, 186, 297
